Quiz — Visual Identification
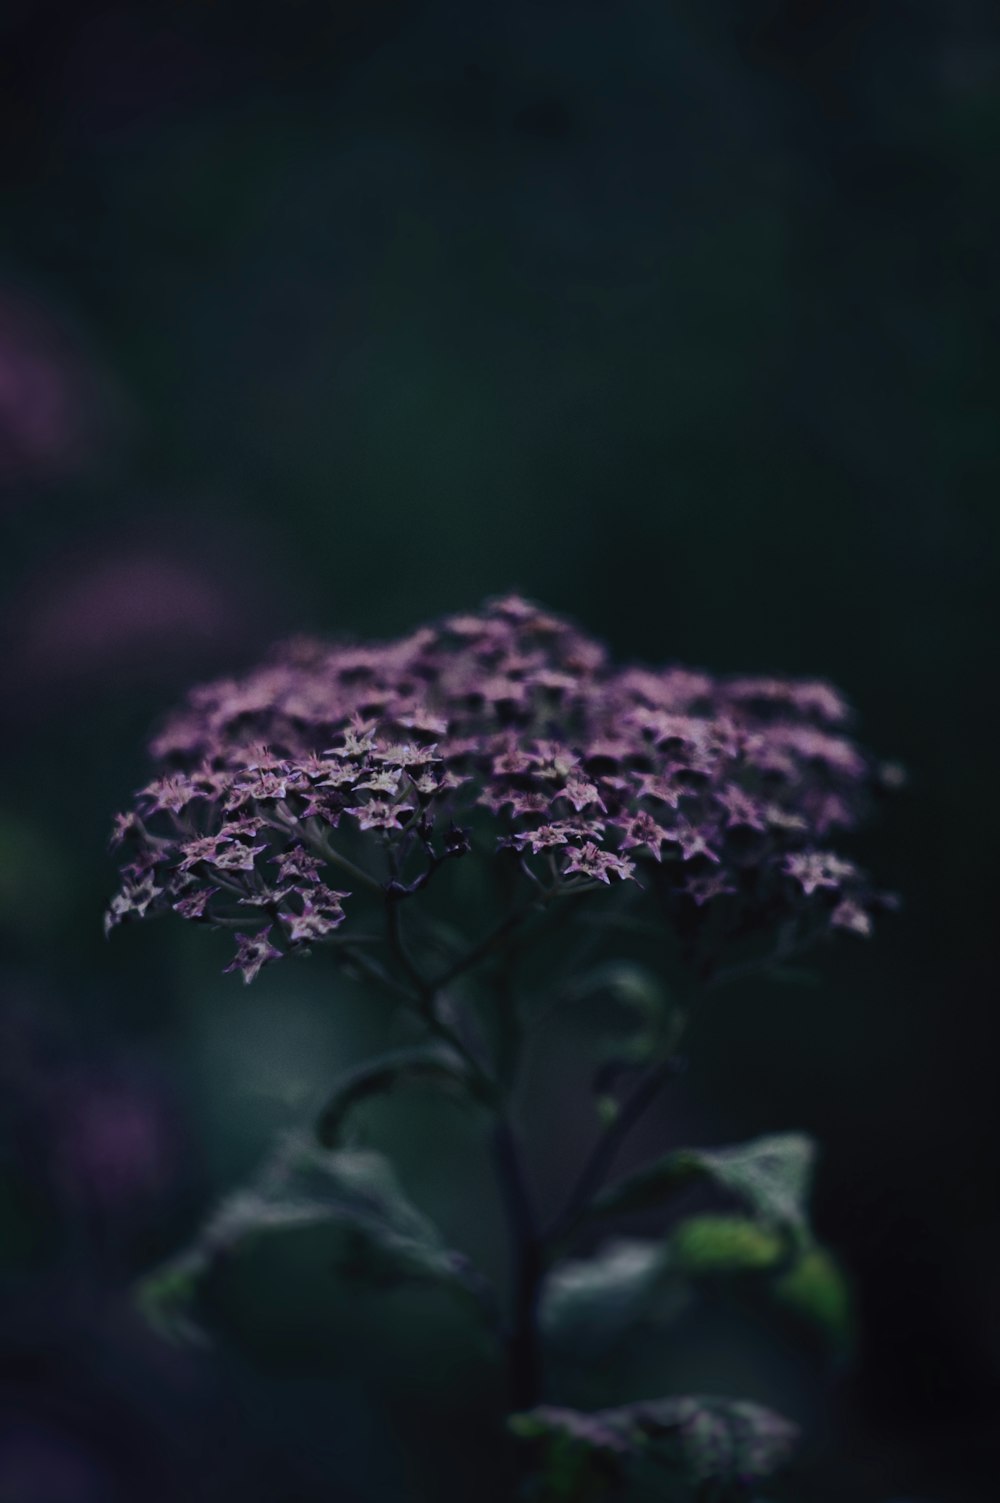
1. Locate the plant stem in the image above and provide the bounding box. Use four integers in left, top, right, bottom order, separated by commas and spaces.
302, 821, 383, 893
545, 1055, 678, 1248
433, 898, 542, 991
382, 900, 498, 1100
385, 894, 434, 1004
492, 1114, 543, 1413
348, 888, 566, 1413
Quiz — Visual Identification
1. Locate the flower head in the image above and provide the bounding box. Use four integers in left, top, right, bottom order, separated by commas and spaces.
107, 596, 895, 981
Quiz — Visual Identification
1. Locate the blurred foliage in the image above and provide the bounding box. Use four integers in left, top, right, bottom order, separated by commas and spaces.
511, 1395, 799, 1503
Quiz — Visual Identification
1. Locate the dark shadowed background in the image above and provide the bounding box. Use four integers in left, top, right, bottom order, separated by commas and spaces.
1, 3, 998, 1500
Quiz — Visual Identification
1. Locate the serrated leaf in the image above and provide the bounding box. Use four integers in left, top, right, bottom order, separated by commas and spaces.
541, 1237, 690, 1354
315, 1043, 477, 1147
137, 1131, 486, 1342
591, 1132, 817, 1248
512, 1396, 798, 1501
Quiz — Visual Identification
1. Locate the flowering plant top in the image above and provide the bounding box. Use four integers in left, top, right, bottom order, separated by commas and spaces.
107, 595, 895, 982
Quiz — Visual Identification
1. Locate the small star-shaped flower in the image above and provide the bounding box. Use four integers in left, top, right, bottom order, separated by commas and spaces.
682, 871, 737, 907
492, 746, 535, 777
224, 927, 283, 984
396, 710, 450, 736
531, 743, 579, 780
805, 791, 854, 834
561, 843, 635, 884
633, 774, 683, 809
173, 887, 218, 920
373, 741, 440, 769
139, 775, 205, 816
178, 833, 234, 870
560, 775, 606, 813
763, 803, 808, 833
669, 820, 720, 863
830, 899, 872, 937
617, 811, 668, 861
104, 874, 165, 936
335, 719, 378, 758
109, 812, 138, 848
300, 791, 344, 826
220, 813, 266, 840
346, 799, 413, 831
511, 825, 571, 854
783, 850, 858, 896
412, 768, 464, 796
505, 790, 553, 818
272, 846, 323, 885
354, 769, 402, 796
314, 760, 358, 790
282, 897, 346, 945
237, 887, 293, 908
773, 726, 866, 780
714, 784, 767, 832
478, 786, 518, 815
210, 843, 268, 872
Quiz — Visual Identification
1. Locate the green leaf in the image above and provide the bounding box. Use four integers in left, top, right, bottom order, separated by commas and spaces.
315, 1043, 478, 1147
546, 1136, 820, 1359
669, 1216, 854, 1358
670, 1214, 787, 1277
541, 1237, 690, 1354
772, 1245, 855, 1356
512, 1396, 799, 1502
543, 1216, 844, 1362
591, 1132, 817, 1248
137, 1131, 489, 1343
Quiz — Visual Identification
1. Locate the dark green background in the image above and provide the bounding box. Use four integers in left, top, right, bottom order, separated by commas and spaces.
1, 3, 997, 1500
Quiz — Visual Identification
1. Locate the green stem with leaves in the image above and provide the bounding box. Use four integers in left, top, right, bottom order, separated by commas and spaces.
323, 882, 689, 1425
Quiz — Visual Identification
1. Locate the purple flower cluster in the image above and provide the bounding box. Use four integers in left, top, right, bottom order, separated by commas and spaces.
107, 596, 896, 981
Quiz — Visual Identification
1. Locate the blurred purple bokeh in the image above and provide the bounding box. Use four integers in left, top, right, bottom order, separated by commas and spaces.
0, 285, 123, 493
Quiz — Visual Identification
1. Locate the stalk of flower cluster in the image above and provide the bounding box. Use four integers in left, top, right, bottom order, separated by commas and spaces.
364, 871, 686, 1413
492, 1111, 544, 1411
381, 883, 548, 1410
325, 868, 552, 1410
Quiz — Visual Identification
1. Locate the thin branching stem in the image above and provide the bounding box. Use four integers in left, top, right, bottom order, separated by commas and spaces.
704, 929, 820, 991
544, 1055, 679, 1250
492, 1112, 543, 1412
385, 896, 435, 1004
433, 899, 543, 991
379, 899, 499, 1100
339, 944, 419, 1003
301, 820, 383, 894
381, 883, 547, 1409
